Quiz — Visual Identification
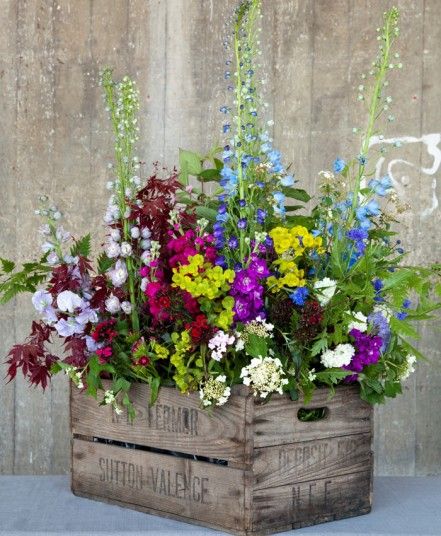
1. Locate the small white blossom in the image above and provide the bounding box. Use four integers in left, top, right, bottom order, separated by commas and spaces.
104, 390, 116, 405
208, 331, 235, 361
47, 251, 59, 265
130, 226, 140, 239
105, 240, 121, 259
308, 368, 317, 382
321, 344, 355, 368
141, 227, 151, 239
141, 277, 149, 292
120, 242, 133, 257
105, 294, 121, 314
121, 301, 132, 314
314, 278, 337, 306
240, 356, 288, 398
400, 354, 417, 380
107, 260, 128, 287
348, 311, 368, 332
110, 229, 121, 242
55, 226, 70, 242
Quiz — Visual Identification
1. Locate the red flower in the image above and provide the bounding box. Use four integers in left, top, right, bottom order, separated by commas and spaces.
96, 346, 112, 363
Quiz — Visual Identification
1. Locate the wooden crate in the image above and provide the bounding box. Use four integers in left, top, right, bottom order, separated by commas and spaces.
70, 382, 373, 535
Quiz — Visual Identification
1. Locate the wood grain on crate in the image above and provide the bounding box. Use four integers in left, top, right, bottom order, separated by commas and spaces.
253, 385, 372, 447
72, 438, 249, 533
71, 382, 252, 464
70, 384, 373, 535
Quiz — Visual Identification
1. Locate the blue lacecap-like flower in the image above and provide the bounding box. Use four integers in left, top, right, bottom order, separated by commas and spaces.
289, 287, 309, 306
280, 175, 295, 187
273, 191, 285, 205
369, 175, 392, 196
237, 218, 247, 230
333, 157, 346, 173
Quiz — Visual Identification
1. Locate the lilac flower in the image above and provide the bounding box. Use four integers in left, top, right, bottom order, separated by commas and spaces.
76, 306, 98, 325
54, 318, 85, 337
32, 290, 57, 324
333, 158, 346, 173
57, 290, 84, 313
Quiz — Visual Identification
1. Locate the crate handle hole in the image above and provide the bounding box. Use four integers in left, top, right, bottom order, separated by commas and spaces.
297, 406, 329, 422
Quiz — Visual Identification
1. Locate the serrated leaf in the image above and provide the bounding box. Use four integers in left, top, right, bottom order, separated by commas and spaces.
0, 258, 15, 273
70, 234, 91, 257
97, 253, 114, 274
245, 333, 268, 358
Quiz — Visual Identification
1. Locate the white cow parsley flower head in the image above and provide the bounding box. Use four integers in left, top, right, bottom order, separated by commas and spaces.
199, 375, 231, 407
347, 310, 368, 333
240, 355, 288, 398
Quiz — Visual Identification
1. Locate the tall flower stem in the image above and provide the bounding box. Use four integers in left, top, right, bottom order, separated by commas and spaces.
349, 7, 399, 223
102, 69, 140, 333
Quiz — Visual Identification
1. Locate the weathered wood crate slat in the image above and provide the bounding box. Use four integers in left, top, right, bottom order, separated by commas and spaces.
71, 383, 373, 535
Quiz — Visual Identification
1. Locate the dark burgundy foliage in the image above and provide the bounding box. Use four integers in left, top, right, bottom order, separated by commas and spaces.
64, 337, 88, 367
131, 168, 195, 245
5, 321, 58, 390
48, 264, 80, 295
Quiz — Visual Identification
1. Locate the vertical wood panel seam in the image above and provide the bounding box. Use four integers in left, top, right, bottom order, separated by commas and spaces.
415, 0, 427, 476
162, 1, 168, 158
12, 0, 22, 474
307, 0, 316, 187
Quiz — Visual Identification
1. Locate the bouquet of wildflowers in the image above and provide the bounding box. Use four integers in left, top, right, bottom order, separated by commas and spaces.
2, 1, 440, 417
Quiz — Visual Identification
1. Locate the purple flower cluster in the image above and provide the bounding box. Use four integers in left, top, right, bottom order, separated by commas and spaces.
343, 328, 383, 382
230, 256, 270, 322
367, 311, 391, 351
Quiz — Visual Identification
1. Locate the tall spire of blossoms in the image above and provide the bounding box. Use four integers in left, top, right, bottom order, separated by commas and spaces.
216, 0, 296, 268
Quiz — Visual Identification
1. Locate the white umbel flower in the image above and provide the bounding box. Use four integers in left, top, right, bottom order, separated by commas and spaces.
400, 354, 417, 380
321, 343, 355, 368
199, 375, 231, 407
240, 355, 288, 398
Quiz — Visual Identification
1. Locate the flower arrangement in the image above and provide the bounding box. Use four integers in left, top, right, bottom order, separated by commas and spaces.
2, 1, 440, 418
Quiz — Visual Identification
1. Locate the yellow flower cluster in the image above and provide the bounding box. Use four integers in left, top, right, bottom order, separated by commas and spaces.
170, 331, 193, 392
151, 341, 169, 360
214, 296, 235, 331
270, 225, 323, 256
267, 226, 323, 292
172, 254, 235, 299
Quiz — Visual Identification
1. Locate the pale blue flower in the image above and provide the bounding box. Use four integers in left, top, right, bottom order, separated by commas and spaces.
57, 290, 84, 313
280, 175, 295, 187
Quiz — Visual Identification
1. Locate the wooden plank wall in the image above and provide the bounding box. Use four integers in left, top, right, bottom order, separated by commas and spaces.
0, 0, 439, 475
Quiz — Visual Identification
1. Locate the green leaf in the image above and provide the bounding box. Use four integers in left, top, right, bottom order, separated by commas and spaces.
97, 253, 114, 274
198, 168, 220, 182
195, 206, 218, 222
245, 333, 268, 358
0, 258, 15, 274
282, 187, 311, 203
315, 369, 351, 385
390, 317, 420, 339
70, 234, 91, 257
384, 380, 402, 398
149, 377, 161, 405
310, 336, 328, 357
284, 205, 305, 212
179, 148, 202, 186
285, 215, 314, 229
